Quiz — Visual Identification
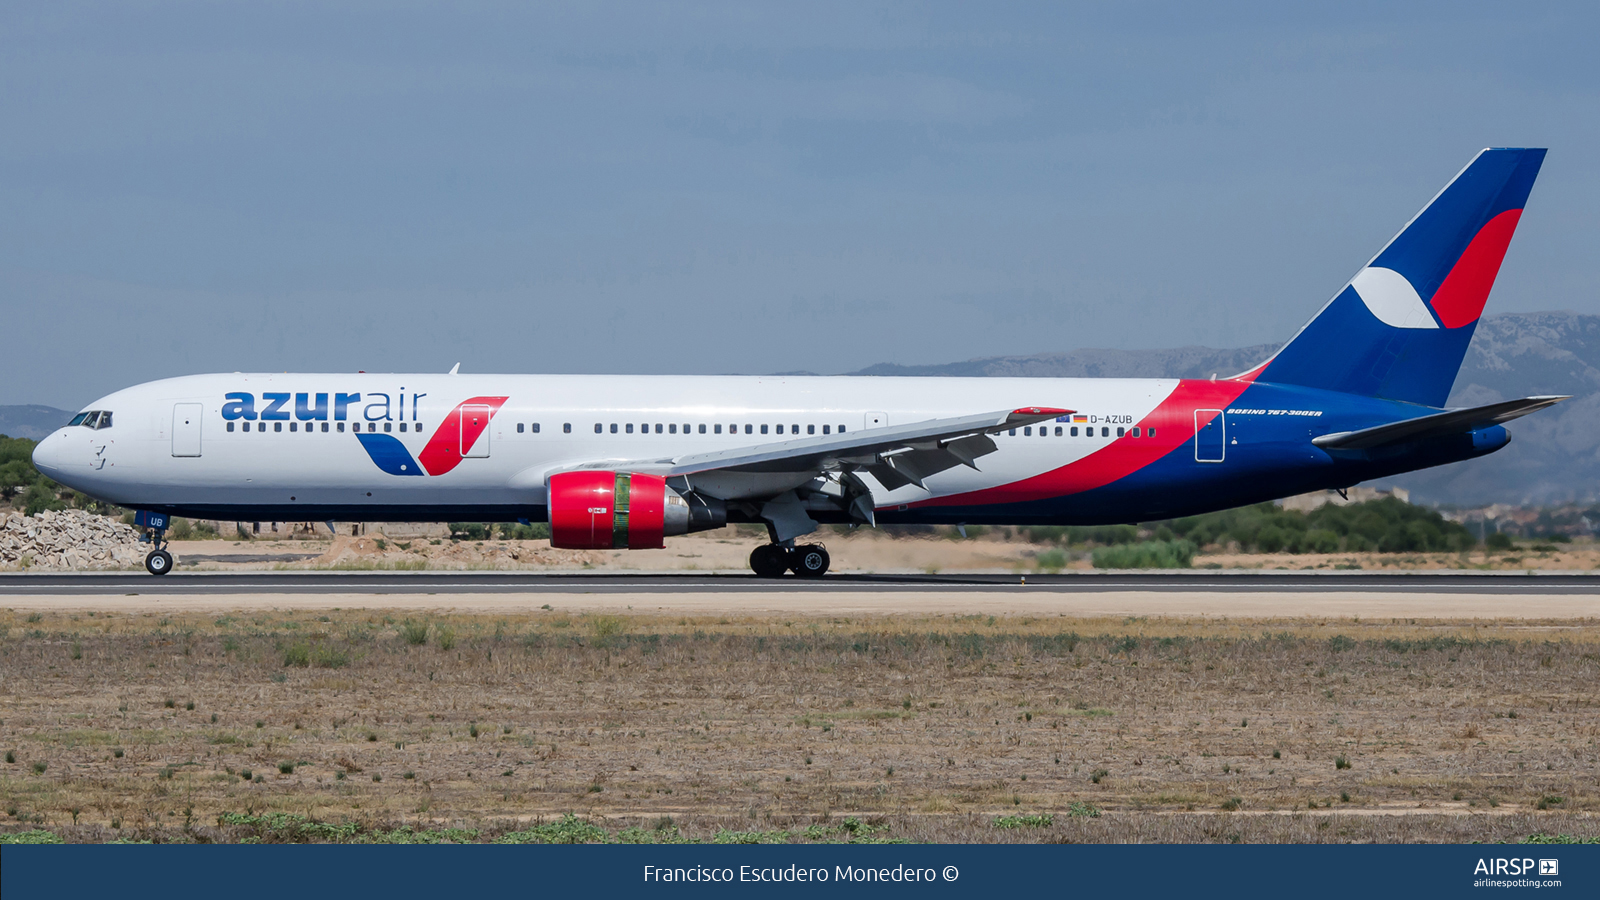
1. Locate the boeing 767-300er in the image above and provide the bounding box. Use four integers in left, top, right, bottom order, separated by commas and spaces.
34, 148, 1564, 576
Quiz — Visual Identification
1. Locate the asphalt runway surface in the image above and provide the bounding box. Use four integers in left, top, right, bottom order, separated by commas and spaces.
4, 571, 1600, 595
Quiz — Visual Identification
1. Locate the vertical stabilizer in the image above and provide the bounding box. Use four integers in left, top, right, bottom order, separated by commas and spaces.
1255, 148, 1545, 407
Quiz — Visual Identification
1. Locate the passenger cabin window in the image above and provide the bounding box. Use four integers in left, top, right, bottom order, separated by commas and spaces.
626, 424, 634, 434
322, 422, 329, 432
274, 423, 283, 433
1116, 427, 1125, 437
1132, 426, 1141, 437
227, 421, 235, 432
1070, 427, 1078, 436
655, 423, 663, 434
761, 424, 769, 435
808, 425, 815, 435
1023, 426, 1032, 436
610, 424, 618, 433
564, 423, 572, 433
1101, 427, 1109, 437
714, 424, 722, 434
1055, 426, 1063, 436
822, 425, 830, 434
337, 422, 345, 432
669, 424, 677, 434
532, 423, 540, 433
699, 424, 706, 434
517, 423, 525, 433
745, 425, 753, 434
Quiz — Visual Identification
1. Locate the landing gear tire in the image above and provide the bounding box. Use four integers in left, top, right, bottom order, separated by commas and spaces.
789, 545, 829, 578
145, 549, 174, 576
749, 544, 789, 578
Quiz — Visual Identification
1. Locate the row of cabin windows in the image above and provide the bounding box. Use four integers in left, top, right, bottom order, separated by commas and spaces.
1007, 425, 1155, 438
225, 421, 422, 433
594, 423, 846, 436
225, 420, 851, 437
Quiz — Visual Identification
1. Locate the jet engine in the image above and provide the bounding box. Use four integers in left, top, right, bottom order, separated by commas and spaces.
547, 471, 725, 549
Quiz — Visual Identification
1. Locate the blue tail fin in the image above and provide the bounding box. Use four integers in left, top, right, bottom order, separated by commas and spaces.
1255, 148, 1545, 407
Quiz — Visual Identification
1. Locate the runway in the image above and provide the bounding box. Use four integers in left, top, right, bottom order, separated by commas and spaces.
3, 570, 1600, 595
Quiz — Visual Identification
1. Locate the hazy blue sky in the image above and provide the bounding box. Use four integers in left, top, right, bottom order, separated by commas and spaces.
4, 2, 1597, 407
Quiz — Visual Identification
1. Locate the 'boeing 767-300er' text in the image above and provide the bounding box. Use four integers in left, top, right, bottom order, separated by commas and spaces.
34, 148, 1563, 576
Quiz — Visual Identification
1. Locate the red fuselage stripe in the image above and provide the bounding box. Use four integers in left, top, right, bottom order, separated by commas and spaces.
417, 396, 508, 476
911, 376, 1258, 508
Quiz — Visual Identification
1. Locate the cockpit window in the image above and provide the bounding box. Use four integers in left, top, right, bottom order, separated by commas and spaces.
96, 411, 112, 429
83, 412, 102, 429
69, 413, 89, 427
71, 410, 113, 429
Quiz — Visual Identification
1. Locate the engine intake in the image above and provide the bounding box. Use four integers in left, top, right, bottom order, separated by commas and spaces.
547, 471, 725, 549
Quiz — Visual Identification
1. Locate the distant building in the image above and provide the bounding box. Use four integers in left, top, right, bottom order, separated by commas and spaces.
1280, 486, 1410, 513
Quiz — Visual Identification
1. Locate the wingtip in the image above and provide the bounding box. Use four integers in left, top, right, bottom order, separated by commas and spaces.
1012, 407, 1073, 417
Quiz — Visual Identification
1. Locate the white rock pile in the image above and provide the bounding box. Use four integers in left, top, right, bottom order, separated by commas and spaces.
0, 509, 147, 570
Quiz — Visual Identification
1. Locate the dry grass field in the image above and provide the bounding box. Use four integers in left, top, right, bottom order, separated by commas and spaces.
1, 607, 1597, 844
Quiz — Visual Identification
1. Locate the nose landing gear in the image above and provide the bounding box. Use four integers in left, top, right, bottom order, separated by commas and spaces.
748, 543, 830, 578
134, 510, 175, 576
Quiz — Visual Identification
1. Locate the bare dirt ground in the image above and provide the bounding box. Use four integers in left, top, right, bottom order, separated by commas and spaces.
1, 604, 1595, 844
146, 527, 1600, 574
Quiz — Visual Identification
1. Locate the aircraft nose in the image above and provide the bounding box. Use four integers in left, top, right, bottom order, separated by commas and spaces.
31, 429, 70, 478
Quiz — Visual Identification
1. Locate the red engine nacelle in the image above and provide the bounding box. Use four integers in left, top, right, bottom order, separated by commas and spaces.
548, 471, 727, 549
547, 471, 667, 549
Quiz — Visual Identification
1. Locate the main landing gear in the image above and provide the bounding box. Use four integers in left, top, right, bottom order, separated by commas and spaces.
134, 510, 175, 576
749, 543, 830, 578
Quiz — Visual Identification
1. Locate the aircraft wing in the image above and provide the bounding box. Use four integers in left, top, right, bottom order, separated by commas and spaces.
1311, 395, 1568, 451
570, 406, 1071, 489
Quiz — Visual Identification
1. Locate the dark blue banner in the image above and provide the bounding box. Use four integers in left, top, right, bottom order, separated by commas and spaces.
3, 844, 1595, 899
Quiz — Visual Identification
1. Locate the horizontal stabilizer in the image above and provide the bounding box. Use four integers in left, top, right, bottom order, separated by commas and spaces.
1312, 395, 1568, 451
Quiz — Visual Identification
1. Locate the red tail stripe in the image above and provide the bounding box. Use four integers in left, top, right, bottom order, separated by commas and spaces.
1429, 208, 1522, 329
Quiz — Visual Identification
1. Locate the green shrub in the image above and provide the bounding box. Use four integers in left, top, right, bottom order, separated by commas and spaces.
1092, 540, 1195, 569
447, 523, 490, 541
499, 522, 552, 541
494, 815, 607, 844
22, 478, 63, 515
0, 829, 62, 844
992, 813, 1054, 829
400, 620, 429, 646
1159, 497, 1472, 554
1485, 532, 1514, 551
1034, 549, 1068, 571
